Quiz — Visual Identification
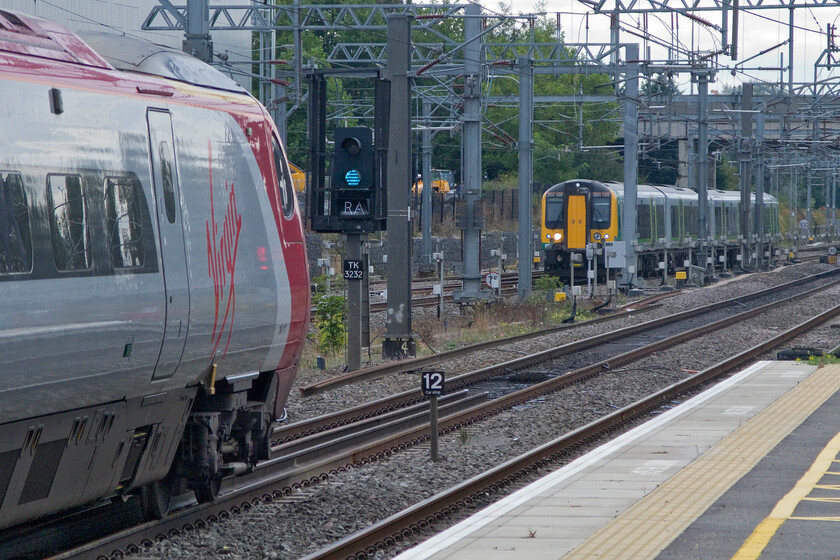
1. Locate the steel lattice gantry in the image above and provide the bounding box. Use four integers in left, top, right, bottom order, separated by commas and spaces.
581, 0, 840, 13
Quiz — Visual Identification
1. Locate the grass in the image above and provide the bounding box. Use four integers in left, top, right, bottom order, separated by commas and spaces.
300, 288, 617, 372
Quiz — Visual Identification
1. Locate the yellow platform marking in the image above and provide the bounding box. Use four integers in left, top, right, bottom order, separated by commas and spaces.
732, 430, 840, 559
562, 364, 840, 560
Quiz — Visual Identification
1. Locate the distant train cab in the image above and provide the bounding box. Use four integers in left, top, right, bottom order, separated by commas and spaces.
540, 178, 781, 283
541, 179, 618, 277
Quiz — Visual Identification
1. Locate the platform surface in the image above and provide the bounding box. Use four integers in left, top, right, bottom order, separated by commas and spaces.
393, 361, 840, 560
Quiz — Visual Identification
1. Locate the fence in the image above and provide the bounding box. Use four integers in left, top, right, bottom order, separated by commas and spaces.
413, 189, 523, 229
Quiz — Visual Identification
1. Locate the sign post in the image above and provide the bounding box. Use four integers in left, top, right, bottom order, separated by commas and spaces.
344, 241, 365, 371
421, 370, 445, 462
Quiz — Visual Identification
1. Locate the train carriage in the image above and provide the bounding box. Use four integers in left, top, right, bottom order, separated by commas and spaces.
541, 179, 780, 281
0, 11, 310, 530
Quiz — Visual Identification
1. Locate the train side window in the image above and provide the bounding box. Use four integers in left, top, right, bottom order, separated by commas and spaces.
159, 141, 176, 224
730, 205, 738, 236
685, 204, 699, 237
48, 174, 91, 271
104, 176, 146, 269
670, 205, 680, 239
271, 135, 295, 219
591, 197, 610, 229
654, 200, 665, 239
0, 172, 32, 274
637, 200, 652, 240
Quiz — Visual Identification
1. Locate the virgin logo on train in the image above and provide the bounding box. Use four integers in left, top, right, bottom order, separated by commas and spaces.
205, 145, 242, 359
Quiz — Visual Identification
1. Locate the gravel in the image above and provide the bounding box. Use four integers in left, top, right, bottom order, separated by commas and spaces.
130, 263, 840, 560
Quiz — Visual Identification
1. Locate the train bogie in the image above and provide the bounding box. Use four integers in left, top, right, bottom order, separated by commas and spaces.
0, 12, 309, 530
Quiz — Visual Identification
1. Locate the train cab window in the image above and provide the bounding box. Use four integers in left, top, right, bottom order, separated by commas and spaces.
544, 195, 565, 229
158, 142, 177, 224
591, 197, 611, 229
48, 174, 91, 271
271, 135, 295, 219
0, 172, 32, 274
105, 176, 146, 269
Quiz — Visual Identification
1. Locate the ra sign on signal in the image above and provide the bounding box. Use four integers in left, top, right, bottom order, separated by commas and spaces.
339, 200, 370, 216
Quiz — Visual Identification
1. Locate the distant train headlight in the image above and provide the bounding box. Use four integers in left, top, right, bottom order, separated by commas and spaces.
553, 232, 562, 242
593, 232, 602, 241
603, 234, 610, 240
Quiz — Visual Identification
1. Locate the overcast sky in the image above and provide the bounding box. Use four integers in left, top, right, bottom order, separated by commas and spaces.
491, 0, 840, 92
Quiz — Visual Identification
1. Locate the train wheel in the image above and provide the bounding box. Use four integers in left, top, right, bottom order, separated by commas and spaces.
140, 476, 173, 520
194, 476, 221, 504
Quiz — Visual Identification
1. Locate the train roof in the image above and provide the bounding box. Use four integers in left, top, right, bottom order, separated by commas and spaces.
78, 31, 246, 94
545, 179, 614, 194
0, 10, 111, 69
601, 181, 777, 203
0, 9, 245, 94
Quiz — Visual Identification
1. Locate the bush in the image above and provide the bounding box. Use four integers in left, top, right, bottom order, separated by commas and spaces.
313, 294, 346, 354
534, 274, 562, 292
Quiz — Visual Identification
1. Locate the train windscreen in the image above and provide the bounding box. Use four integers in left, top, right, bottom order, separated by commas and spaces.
591, 197, 610, 229
545, 196, 565, 229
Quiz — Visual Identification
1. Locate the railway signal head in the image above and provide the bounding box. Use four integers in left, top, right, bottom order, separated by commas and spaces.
331, 127, 375, 224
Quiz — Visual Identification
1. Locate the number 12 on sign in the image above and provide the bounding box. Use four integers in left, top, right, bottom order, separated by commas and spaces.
421, 371, 445, 396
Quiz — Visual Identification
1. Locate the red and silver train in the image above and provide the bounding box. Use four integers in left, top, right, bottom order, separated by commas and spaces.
0, 11, 310, 529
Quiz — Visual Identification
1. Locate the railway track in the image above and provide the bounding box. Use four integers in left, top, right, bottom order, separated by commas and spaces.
301, 294, 840, 560
285, 268, 840, 440
21, 268, 840, 560
298, 290, 677, 398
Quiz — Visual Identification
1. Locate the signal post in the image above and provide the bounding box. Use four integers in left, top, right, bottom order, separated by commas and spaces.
307, 72, 385, 372
333, 127, 376, 371
305, 27, 416, 368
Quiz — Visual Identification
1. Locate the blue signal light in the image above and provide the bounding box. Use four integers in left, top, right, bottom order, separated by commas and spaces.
345, 169, 361, 187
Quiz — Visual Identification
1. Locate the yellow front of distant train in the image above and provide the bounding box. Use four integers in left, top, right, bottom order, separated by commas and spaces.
541, 179, 618, 277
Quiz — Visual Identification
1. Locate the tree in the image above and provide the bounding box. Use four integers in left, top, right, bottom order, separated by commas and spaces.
640, 72, 681, 97
264, 3, 623, 188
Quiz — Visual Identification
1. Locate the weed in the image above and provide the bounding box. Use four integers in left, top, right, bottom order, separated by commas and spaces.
807, 353, 840, 366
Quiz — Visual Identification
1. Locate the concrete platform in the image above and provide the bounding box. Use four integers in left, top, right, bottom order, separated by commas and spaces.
393, 361, 840, 560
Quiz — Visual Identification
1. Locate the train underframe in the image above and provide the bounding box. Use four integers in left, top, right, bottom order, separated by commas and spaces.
544, 242, 777, 286
0, 369, 281, 531
141, 370, 279, 518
